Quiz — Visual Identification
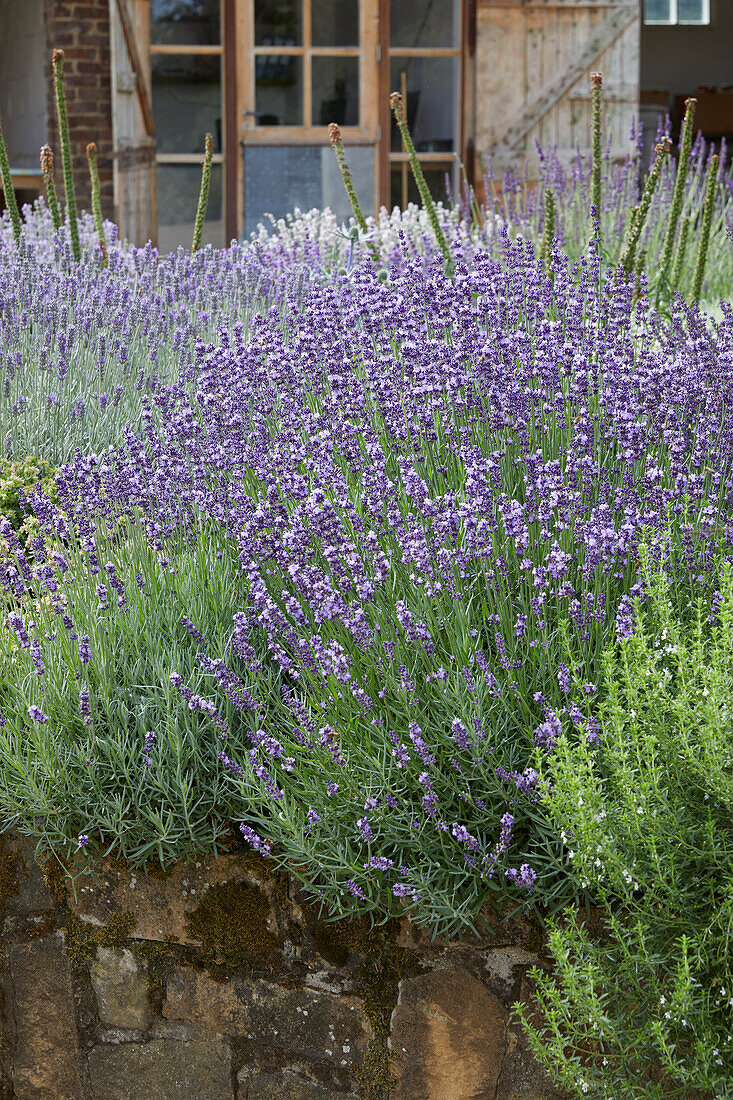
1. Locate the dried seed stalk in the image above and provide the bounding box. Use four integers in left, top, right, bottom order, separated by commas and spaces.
328, 123, 381, 266
590, 72, 603, 247
40, 145, 62, 233
670, 216, 690, 293
53, 49, 81, 262
658, 97, 696, 297
192, 132, 214, 252
389, 92, 454, 278
618, 140, 671, 278
0, 111, 21, 244
691, 153, 720, 304
86, 142, 107, 266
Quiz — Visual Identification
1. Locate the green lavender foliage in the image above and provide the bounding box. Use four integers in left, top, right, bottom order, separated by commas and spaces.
590, 73, 602, 247
516, 545, 733, 1097
0, 112, 21, 245
691, 153, 720, 304
390, 91, 455, 278
657, 97, 696, 298
40, 145, 62, 234
618, 140, 670, 277
191, 132, 214, 252
86, 142, 107, 266
328, 123, 381, 267
52, 49, 81, 263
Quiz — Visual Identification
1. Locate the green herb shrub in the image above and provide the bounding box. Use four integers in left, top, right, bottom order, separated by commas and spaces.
0, 456, 62, 540
515, 545, 733, 1096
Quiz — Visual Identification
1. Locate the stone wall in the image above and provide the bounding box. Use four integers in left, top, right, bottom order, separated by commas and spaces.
0, 829, 566, 1099
43, 0, 114, 221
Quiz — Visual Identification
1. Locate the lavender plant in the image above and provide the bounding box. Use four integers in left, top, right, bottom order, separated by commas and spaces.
0, 224, 732, 933
516, 545, 733, 1094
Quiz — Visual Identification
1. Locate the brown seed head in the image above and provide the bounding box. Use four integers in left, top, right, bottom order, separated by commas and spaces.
53, 48, 64, 65
86, 142, 97, 157
389, 92, 403, 113
328, 122, 342, 146
684, 97, 697, 114
40, 145, 54, 172
590, 72, 602, 87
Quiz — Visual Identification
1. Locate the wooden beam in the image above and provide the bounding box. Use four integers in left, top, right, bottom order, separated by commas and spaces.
491, 4, 636, 152
224, 0, 237, 243
115, 0, 155, 137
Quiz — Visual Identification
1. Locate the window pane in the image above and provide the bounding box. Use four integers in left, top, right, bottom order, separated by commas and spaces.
390, 162, 454, 211
390, 0, 459, 48
152, 55, 222, 154
157, 163, 223, 252
312, 57, 359, 127
255, 0, 302, 46
244, 145, 373, 238
643, 0, 673, 21
678, 0, 706, 21
255, 55, 303, 125
390, 57, 458, 152
150, 0, 220, 46
312, 0, 359, 46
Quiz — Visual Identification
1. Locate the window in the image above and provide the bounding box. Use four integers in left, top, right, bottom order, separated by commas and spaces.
252, 0, 361, 129
643, 0, 710, 25
151, 0, 225, 251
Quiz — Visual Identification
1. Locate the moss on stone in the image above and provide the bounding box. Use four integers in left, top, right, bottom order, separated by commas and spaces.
184, 880, 278, 971
136, 934, 180, 993
97, 909, 136, 949
309, 910, 401, 967
354, 963, 401, 1100
61, 909, 135, 968
0, 839, 20, 922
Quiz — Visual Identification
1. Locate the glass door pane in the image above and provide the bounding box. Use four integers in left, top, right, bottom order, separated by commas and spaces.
312, 0, 359, 46
152, 54, 223, 153
389, 57, 458, 153
255, 0, 302, 45
243, 145, 374, 237
390, 0, 459, 48
151, 0, 220, 46
255, 55, 303, 125
312, 56, 359, 127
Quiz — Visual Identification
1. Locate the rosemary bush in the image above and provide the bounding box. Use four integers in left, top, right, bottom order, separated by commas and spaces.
516, 545, 733, 1094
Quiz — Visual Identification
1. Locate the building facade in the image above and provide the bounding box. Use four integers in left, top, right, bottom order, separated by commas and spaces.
0, 1, 730, 250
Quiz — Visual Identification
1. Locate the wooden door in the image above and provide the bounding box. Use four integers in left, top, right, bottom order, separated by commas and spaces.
476, 0, 640, 179
109, 0, 157, 245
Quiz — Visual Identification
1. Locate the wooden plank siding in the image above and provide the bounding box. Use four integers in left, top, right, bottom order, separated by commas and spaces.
476, 0, 640, 180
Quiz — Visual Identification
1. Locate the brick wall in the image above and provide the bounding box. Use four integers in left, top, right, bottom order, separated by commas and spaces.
43, 0, 114, 220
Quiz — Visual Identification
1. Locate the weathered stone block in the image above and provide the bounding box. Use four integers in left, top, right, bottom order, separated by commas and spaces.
90, 947, 150, 1031
389, 967, 507, 1100
66, 851, 276, 944
239, 1070, 356, 1099
87, 1039, 233, 1100
2, 832, 53, 915
163, 968, 372, 1066
10, 935, 82, 1100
